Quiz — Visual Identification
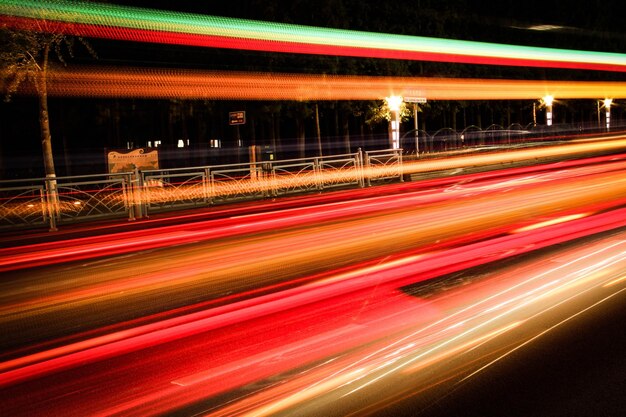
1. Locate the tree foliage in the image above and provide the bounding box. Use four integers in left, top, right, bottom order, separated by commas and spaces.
1, 19, 96, 100
366, 99, 412, 126
1, 13, 96, 178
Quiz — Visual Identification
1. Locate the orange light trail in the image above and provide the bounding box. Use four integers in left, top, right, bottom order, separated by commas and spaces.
6, 67, 626, 100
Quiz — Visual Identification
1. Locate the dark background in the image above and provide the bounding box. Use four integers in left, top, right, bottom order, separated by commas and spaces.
2, 0, 626, 178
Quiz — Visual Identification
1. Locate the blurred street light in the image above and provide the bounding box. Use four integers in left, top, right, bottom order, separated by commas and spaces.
542, 95, 554, 126
386, 96, 403, 149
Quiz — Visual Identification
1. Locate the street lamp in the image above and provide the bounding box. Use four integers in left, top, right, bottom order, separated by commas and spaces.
386, 95, 403, 149
542, 95, 554, 126
604, 98, 613, 130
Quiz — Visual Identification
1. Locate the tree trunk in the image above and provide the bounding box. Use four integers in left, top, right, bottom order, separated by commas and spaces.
271, 112, 278, 155
39, 43, 55, 179
181, 102, 189, 143
167, 101, 175, 145
334, 105, 339, 151
249, 115, 256, 147
360, 118, 365, 150
296, 115, 305, 159
315, 103, 322, 156
342, 113, 350, 154
38, 43, 58, 230
114, 100, 121, 147
507, 102, 512, 127
451, 105, 457, 131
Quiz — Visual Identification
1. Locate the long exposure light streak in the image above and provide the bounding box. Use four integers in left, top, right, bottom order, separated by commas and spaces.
2, 1, 626, 71
2, 149, 625, 274
2, 156, 626, 415
6, 66, 626, 100
3, 160, 626, 362
209, 238, 626, 417
3, 3, 626, 415
459, 287, 626, 384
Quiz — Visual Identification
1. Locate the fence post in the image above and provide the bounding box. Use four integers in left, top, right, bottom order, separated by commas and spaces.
364, 150, 372, 187
204, 167, 213, 205
314, 157, 323, 190
126, 172, 136, 221
132, 168, 144, 219
265, 161, 276, 197
357, 148, 365, 187
45, 176, 59, 231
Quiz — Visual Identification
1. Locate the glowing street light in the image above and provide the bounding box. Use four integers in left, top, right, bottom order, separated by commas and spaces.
542, 95, 554, 126
386, 95, 403, 149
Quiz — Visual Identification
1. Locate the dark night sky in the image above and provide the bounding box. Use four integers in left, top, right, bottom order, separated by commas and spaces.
4, 0, 626, 178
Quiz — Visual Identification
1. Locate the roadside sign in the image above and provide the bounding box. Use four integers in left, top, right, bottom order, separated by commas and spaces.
229, 111, 246, 125
404, 97, 427, 103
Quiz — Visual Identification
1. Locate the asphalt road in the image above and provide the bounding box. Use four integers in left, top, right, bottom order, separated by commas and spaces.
386, 278, 626, 417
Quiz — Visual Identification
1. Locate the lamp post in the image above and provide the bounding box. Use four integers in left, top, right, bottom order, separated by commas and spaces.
386, 96, 403, 149
604, 98, 613, 130
413, 103, 419, 154
543, 95, 554, 126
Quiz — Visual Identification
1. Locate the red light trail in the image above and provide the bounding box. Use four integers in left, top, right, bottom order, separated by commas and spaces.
2, 1, 626, 72
1, 149, 626, 415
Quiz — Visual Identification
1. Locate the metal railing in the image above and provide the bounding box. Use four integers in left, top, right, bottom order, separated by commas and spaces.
0, 149, 401, 231
210, 163, 268, 203
0, 181, 48, 229
0, 172, 136, 231
142, 167, 210, 213
401, 120, 626, 155
141, 152, 370, 214
364, 149, 403, 186
5, 120, 626, 232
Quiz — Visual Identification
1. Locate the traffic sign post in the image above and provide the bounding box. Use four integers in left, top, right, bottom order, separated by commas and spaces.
403, 97, 427, 104
229, 111, 246, 125
414, 103, 419, 155
403, 98, 426, 155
